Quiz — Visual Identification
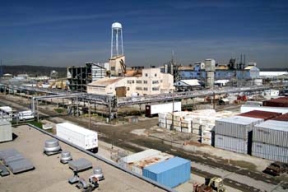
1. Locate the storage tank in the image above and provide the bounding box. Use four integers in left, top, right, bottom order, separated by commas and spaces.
205, 59, 216, 72
0, 120, 12, 142
206, 71, 215, 89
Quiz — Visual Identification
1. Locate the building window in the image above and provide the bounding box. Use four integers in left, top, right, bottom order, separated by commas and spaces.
136, 80, 142, 84
145, 73, 148, 77
152, 80, 159, 84
136, 87, 142, 90
143, 80, 148, 84
127, 87, 130, 91
160, 80, 163, 83
111, 67, 115, 70
143, 87, 148, 91
155, 74, 157, 77
152, 87, 159, 91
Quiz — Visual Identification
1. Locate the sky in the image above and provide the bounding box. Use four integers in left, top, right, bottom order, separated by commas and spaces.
0, 0, 288, 68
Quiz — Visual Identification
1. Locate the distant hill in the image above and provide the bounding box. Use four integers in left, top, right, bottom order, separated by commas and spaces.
1, 65, 67, 78
260, 68, 288, 71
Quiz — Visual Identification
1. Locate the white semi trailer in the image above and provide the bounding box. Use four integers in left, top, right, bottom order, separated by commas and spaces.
145, 102, 181, 117
56, 122, 98, 153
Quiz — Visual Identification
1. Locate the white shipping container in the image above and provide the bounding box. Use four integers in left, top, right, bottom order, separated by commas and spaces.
18, 110, 34, 121
252, 142, 288, 163
215, 135, 248, 154
253, 120, 288, 148
146, 102, 181, 116
215, 116, 263, 139
56, 122, 98, 152
0, 120, 12, 142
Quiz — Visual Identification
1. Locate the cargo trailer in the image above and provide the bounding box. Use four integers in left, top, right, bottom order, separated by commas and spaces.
145, 102, 181, 117
18, 110, 35, 121
56, 122, 98, 153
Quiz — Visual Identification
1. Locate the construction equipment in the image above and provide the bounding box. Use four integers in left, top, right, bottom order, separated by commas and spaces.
194, 177, 227, 192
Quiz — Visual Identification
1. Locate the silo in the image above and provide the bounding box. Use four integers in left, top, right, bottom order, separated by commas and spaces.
205, 59, 216, 89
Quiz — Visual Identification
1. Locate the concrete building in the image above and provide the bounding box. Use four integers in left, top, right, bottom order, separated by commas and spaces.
109, 55, 125, 76
87, 68, 174, 97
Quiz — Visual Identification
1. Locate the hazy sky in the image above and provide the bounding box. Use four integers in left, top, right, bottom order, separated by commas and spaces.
0, 0, 287, 68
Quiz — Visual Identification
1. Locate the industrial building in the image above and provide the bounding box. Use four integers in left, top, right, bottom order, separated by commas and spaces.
0, 125, 167, 192
87, 67, 174, 96
67, 63, 108, 92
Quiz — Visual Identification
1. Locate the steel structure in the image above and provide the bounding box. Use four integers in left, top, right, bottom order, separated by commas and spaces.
1, 82, 287, 120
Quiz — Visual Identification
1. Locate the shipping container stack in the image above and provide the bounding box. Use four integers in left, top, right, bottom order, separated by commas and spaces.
263, 97, 288, 107
252, 113, 288, 163
215, 115, 264, 154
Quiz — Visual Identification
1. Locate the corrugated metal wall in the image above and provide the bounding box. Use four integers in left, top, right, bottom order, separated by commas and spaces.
215, 116, 263, 139
215, 135, 248, 154
143, 157, 191, 188
253, 121, 288, 148
252, 142, 288, 163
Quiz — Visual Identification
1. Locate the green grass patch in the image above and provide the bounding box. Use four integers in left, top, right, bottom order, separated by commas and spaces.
29, 121, 43, 128
54, 108, 64, 114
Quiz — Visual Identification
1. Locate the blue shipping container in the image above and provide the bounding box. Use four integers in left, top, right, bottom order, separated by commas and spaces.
142, 157, 191, 188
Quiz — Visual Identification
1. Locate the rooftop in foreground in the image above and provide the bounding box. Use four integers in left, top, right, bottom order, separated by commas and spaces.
0, 125, 166, 192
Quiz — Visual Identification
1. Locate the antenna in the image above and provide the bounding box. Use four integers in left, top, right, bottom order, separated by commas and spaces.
171, 50, 175, 65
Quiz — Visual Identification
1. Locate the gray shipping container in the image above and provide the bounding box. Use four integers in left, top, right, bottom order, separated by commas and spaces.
0, 120, 12, 142
252, 142, 288, 163
253, 120, 288, 148
215, 116, 263, 139
215, 134, 248, 154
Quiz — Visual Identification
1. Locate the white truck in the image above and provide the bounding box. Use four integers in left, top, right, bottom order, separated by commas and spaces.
145, 102, 182, 117
56, 122, 98, 153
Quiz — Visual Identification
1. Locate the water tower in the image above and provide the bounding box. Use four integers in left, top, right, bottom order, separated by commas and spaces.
111, 22, 124, 58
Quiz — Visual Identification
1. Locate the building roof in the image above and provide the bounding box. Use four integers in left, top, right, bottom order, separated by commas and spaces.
0, 125, 166, 192
88, 77, 123, 87
144, 156, 190, 174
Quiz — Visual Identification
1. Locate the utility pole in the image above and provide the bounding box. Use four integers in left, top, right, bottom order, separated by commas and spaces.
171, 90, 174, 131
88, 100, 91, 129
